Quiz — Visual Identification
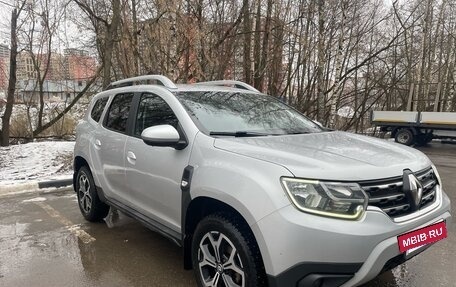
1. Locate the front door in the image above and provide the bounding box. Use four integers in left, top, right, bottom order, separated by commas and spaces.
125, 92, 192, 233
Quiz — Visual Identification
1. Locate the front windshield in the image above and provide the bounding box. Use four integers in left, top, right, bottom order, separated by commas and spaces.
175, 91, 323, 135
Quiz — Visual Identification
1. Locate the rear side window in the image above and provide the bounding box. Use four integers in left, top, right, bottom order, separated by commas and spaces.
104, 93, 134, 133
90, 97, 108, 122
134, 93, 179, 136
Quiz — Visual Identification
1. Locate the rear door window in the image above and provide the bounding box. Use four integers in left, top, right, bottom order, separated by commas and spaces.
90, 97, 108, 122
104, 93, 134, 133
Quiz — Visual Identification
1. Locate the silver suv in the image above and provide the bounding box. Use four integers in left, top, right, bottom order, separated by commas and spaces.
73, 75, 451, 287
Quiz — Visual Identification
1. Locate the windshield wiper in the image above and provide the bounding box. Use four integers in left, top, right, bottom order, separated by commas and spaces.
285, 130, 311, 135
209, 131, 271, 137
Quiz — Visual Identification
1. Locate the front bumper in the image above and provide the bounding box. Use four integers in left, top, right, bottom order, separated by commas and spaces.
253, 189, 451, 287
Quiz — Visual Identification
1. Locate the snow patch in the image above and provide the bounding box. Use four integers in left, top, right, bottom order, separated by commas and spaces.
0, 141, 75, 185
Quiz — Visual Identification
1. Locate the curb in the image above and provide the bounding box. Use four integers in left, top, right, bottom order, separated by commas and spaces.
0, 178, 73, 196
38, 178, 73, 189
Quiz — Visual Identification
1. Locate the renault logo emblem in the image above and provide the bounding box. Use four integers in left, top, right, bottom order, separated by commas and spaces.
403, 170, 423, 210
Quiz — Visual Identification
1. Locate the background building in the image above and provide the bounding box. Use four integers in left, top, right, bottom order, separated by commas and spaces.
17, 52, 37, 80
13, 49, 98, 103
17, 49, 97, 82
64, 48, 97, 80
16, 79, 93, 103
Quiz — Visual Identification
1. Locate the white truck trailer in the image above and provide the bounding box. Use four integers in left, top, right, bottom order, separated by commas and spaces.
371, 111, 456, 145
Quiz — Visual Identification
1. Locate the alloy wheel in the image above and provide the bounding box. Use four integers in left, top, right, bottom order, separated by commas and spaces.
78, 172, 92, 214
198, 231, 245, 287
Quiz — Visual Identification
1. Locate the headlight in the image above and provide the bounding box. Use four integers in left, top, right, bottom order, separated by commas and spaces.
281, 177, 368, 220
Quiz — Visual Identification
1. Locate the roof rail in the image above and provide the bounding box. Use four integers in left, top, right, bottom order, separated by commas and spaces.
194, 80, 260, 93
106, 75, 177, 90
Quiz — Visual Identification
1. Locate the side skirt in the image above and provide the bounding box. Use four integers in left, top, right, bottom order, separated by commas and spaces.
95, 185, 182, 247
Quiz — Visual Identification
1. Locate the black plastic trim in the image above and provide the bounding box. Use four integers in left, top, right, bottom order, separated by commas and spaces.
267, 262, 362, 287
95, 185, 108, 203
181, 165, 194, 269
180, 165, 194, 235
298, 274, 353, 287
127, 92, 141, 136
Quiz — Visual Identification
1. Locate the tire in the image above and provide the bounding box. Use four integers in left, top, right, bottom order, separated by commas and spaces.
395, 128, 414, 146
76, 166, 110, 222
191, 213, 266, 287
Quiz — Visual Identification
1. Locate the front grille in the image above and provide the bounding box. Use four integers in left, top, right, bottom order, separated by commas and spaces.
359, 168, 438, 218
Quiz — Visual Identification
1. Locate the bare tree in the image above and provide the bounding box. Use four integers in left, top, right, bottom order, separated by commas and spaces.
73, 0, 122, 88
1, 1, 26, 147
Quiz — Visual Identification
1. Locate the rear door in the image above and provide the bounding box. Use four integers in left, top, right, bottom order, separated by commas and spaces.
125, 92, 192, 233
90, 92, 134, 202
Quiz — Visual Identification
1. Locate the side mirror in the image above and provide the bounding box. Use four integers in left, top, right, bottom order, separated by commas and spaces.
141, 125, 187, 149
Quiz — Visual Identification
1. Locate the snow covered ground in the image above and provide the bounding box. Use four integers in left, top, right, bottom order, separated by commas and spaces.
0, 141, 75, 185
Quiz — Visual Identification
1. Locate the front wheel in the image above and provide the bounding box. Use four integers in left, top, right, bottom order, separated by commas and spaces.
76, 166, 110, 222
191, 214, 266, 287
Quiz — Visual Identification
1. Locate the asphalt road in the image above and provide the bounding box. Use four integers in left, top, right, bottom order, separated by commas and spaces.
0, 142, 455, 287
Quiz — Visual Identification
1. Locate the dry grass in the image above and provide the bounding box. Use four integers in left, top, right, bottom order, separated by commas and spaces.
9, 111, 33, 138
8, 107, 78, 139
47, 114, 77, 138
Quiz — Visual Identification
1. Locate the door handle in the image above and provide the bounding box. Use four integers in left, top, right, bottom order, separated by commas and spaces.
127, 151, 136, 165
94, 139, 101, 149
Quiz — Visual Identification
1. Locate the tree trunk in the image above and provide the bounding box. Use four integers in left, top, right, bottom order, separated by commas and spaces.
242, 0, 251, 84
316, 0, 326, 122
254, 0, 272, 91
131, 0, 140, 75
252, 0, 261, 89
416, 0, 433, 111
1, 9, 20, 146
102, 0, 121, 89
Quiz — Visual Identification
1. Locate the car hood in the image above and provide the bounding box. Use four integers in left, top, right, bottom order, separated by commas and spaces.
213, 131, 432, 181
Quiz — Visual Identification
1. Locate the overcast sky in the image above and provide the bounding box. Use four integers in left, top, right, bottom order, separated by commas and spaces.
0, 1, 13, 46
0, 1, 95, 54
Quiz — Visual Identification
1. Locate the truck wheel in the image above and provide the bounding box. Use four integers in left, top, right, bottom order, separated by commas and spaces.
76, 166, 110, 222
192, 213, 266, 287
395, 129, 414, 146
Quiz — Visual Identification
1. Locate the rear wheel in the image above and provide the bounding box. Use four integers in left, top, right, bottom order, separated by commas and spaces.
76, 166, 109, 222
395, 128, 414, 146
191, 214, 265, 287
